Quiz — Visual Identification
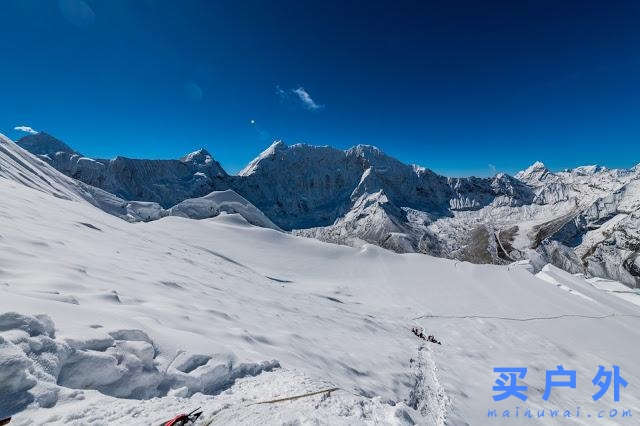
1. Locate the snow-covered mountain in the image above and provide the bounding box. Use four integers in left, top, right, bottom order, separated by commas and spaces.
17, 133, 640, 287
3, 131, 640, 424
17, 132, 229, 208
539, 179, 640, 286
6, 133, 279, 230
234, 141, 640, 287
0, 133, 151, 222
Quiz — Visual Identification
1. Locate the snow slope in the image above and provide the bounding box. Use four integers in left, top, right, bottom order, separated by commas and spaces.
0, 134, 152, 222
2, 135, 640, 424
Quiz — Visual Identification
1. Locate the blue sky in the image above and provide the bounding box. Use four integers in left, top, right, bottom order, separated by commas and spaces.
1, 0, 639, 176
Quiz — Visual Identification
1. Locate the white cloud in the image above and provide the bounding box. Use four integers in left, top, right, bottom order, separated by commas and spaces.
292, 87, 323, 110
276, 85, 323, 111
275, 85, 287, 99
14, 126, 39, 135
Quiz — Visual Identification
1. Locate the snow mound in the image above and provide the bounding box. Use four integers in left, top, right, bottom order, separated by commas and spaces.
168, 189, 280, 230
125, 201, 166, 222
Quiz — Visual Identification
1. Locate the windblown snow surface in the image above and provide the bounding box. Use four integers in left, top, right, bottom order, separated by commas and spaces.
2, 135, 640, 425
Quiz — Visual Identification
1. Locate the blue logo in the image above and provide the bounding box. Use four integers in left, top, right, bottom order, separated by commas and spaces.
488, 365, 631, 421
542, 365, 576, 400
492, 367, 528, 401
492, 365, 627, 402
592, 365, 628, 402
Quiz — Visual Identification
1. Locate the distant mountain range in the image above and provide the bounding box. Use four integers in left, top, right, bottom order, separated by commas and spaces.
16, 132, 640, 287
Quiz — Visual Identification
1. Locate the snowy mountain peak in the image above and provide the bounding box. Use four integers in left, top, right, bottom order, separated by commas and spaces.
345, 144, 409, 174
238, 140, 287, 176
346, 144, 393, 163
515, 160, 552, 183
520, 160, 547, 174
347, 144, 384, 157
569, 164, 604, 175
16, 131, 79, 157
269, 139, 287, 150
181, 148, 213, 164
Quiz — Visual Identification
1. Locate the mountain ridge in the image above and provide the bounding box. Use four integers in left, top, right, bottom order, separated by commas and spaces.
16, 132, 640, 287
